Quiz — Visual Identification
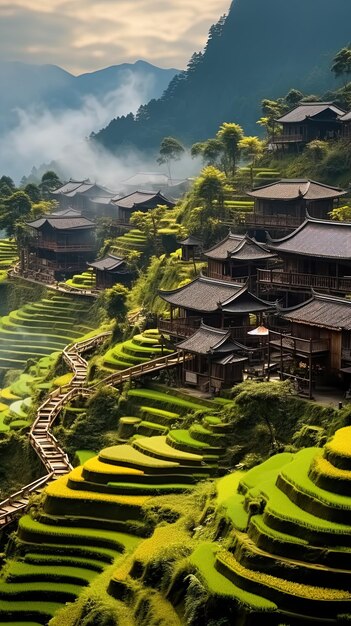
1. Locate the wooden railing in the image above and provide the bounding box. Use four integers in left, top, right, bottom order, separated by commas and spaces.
158, 318, 202, 337
272, 134, 306, 143
202, 270, 248, 283
0, 330, 111, 528
258, 268, 351, 293
0, 474, 54, 526
269, 330, 329, 354
245, 214, 301, 229
31, 240, 96, 252
92, 352, 185, 389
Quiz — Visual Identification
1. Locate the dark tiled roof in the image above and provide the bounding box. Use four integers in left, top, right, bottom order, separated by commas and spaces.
27, 215, 95, 230
276, 103, 345, 123
112, 190, 174, 210
179, 235, 203, 246
177, 324, 234, 354
205, 232, 274, 261
221, 292, 275, 314
88, 254, 125, 272
340, 111, 351, 122
121, 173, 169, 187
51, 208, 82, 217
268, 217, 351, 259
159, 275, 275, 314
247, 179, 346, 201
89, 196, 114, 206
282, 293, 351, 330
159, 275, 244, 313
52, 179, 114, 197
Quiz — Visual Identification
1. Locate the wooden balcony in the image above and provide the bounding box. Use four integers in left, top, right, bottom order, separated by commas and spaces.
269, 330, 329, 355
258, 268, 351, 294
158, 318, 262, 343
272, 134, 306, 144
30, 240, 96, 252
244, 214, 301, 229
203, 270, 248, 283
158, 318, 201, 338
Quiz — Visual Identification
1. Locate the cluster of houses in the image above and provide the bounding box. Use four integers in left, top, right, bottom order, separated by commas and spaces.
16, 101, 351, 398
158, 174, 351, 398
19, 176, 177, 288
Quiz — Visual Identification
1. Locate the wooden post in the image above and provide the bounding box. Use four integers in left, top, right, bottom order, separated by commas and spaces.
280, 333, 284, 380
309, 342, 313, 399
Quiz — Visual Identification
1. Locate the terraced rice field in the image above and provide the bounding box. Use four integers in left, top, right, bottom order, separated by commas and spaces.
109, 229, 148, 257
0, 239, 18, 269
201, 428, 351, 623
64, 268, 95, 290
0, 396, 229, 624
0, 293, 97, 371
100, 329, 173, 372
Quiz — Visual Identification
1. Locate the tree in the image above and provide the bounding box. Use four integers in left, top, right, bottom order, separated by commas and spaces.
130, 205, 167, 240
285, 89, 304, 109
191, 139, 224, 166
216, 122, 244, 177
30, 200, 58, 218
332, 45, 351, 87
99, 283, 129, 321
0, 191, 32, 236
238, 136, 265, 187
329, 204, 351, 221
304, 140, 329, 163
157, 136, 185, 180
195, 166, 226, 209
39, 171, 62, 197
24, 183, 41, 203
0, 176, 15, 192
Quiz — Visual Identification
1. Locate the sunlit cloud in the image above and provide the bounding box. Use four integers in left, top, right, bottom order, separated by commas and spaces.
0, 0, 230, 73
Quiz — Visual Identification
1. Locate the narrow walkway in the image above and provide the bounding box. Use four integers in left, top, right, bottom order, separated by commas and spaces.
0, 341, 185, 529
8, 269, 98, 298
0, 332, 110, 528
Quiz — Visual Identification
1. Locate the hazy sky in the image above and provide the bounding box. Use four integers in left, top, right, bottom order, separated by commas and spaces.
0, 0, 230, 74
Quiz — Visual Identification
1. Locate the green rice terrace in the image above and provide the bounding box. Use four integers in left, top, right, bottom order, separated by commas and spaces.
0, 239, 18, 270
3, 395, 351, 624
63, 267, 96, 291
98, 329, 172, 373
0, 292, 97, 372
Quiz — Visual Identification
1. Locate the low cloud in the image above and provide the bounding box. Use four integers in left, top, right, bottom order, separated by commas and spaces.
0, 71, 201, 188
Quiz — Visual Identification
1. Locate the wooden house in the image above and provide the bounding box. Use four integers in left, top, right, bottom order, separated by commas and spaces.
258, 217, 351, 300
158, 274, 275, 343
177, 323, 248, 392
21, 212, 97, 281
340, 111, 351, 138
269, 293, 351, 398
204, 231, 275, 288
272, 102, 345, 150
110, 191, 175, 225
51, 180, 115, 214
87, 254, 132, 289
179, 235, 203, 262
118, 173, 190, 197
245, 179, 346, 231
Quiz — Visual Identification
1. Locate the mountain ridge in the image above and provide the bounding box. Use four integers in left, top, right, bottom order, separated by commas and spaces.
0, 60, 179, 133
92, 0, 351, 153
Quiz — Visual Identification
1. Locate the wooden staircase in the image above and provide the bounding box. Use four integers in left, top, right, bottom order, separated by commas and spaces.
0, 336, 186, 529
0, 332, 110, 528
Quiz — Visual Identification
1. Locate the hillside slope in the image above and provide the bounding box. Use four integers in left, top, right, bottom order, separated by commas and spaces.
94, 0, 351, 152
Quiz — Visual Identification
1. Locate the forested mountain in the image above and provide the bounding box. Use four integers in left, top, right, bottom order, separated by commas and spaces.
0, 60, 178, 133
93, 0, 351, 153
